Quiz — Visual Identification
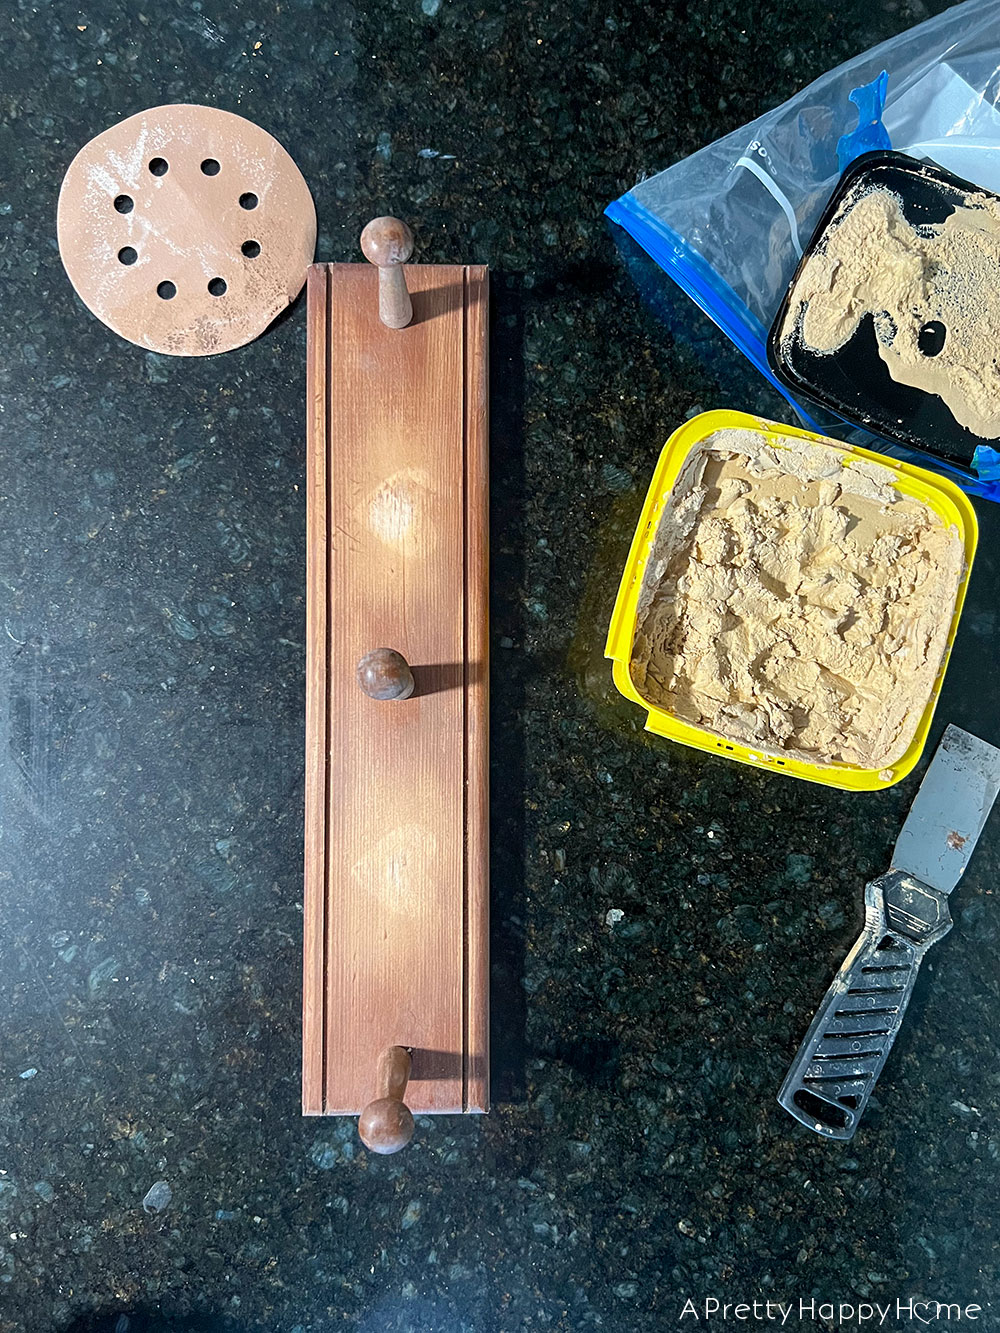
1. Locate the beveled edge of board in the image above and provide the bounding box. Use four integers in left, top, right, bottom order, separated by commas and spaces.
463, 264, 490, 1116
302, 263, 330, 1115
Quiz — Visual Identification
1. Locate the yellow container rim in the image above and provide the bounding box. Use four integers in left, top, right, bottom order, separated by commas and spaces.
605, 410, 978, 791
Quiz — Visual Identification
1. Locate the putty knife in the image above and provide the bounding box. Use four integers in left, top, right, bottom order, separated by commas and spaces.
778, 724, 1000, 1140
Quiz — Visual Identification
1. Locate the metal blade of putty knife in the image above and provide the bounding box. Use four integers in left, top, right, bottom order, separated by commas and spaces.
893, 724, 1000, 895
778, 725, 1000, 1140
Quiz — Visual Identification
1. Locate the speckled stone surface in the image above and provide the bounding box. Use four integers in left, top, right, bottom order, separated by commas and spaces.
3, 1, 1000, 1330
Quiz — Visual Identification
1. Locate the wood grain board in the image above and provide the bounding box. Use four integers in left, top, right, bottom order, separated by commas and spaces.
303, 260, 489, 1116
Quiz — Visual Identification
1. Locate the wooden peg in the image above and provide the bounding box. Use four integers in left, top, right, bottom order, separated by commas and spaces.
356, 647, 415, 701
358, 1046, 415, 1154
360, 217, 414, 329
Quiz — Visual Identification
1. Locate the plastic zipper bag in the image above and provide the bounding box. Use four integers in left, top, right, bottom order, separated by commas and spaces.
606, 0, 1000, 499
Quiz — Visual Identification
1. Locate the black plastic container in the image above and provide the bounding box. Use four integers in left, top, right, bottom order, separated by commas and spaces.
767, 150, 1000, 471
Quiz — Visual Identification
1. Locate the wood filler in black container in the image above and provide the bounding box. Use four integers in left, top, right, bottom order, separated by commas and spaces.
768, 150, 1000, 471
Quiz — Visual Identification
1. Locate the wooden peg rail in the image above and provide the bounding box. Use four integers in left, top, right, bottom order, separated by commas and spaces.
302, 219, 489, 1143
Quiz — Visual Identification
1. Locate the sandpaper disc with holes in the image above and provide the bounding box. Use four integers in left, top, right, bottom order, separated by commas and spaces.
57, 104, 316, 356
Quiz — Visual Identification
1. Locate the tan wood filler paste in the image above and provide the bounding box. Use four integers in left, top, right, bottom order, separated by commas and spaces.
629, 429, 963, 770
781, 185, 1000, 437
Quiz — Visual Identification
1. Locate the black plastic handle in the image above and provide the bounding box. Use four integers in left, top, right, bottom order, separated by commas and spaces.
777, 874, 949, 1140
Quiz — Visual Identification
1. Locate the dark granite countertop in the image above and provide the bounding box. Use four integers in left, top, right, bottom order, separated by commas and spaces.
3, 0, 1000, 1329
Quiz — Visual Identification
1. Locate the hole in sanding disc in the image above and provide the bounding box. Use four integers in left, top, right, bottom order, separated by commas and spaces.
148, 157, 169, 177
117, 246, 138, 265
113, 194, 133, 214
156, 280, 177, 300
207, 277, 227, 297
241, 240, 261, 258
200, 158, 221, 176
239, 192, 258, 210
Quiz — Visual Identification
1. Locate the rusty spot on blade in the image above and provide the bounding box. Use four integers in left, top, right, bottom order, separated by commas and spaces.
947, 830, 968, 851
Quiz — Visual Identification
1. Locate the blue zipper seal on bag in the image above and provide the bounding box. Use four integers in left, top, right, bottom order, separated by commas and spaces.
605, 192, 821, 428
837, 70, 892, 172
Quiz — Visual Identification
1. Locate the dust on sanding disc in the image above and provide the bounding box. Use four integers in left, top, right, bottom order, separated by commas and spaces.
57, 104, 317, 356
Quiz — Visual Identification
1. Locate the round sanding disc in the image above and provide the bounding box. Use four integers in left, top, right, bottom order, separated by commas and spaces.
57, 104, 317, 356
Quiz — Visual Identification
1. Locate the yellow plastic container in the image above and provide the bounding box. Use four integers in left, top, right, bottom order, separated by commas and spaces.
605, 410, 977, 791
